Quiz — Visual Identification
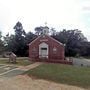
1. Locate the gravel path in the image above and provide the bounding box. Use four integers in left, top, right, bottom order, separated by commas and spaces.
0, 75, 86, 90
19, 62, 43, 71
0, 62, 88, 90
0, 62, 42, 77
73, 58, 90, 66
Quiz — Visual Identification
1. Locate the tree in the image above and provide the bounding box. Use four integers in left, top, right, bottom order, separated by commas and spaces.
24, 32, 37, 56
52, 29, 88, 56
25, 32, 37, 44
12, 21, 26, 56
0, 31, 5, 54
35, 26, 49, 35
4, 22, 26, 56
35, 26, 43, 35
4, 22, 37, 56
4, 34, 16, 52
50, 27, 56, 35
86, 42, 90, 56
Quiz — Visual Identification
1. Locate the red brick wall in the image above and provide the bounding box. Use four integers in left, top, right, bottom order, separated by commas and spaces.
29, 35, 65, 61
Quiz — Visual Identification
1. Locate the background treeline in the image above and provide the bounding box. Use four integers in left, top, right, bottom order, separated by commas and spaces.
0, 21, 90, 57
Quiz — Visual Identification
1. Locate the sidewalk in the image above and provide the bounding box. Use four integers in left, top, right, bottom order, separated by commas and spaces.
0, 62, 43, 77
18, 62, 43, 71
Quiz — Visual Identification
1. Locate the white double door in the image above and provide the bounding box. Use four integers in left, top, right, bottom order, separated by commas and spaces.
39, 42, 48, 59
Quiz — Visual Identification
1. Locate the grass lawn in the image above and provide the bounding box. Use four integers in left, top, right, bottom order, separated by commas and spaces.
25, 63, 90, 89
0, 57, 33, 66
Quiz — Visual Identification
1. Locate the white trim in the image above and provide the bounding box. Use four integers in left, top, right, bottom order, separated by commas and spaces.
46, 35, 64, 46
29, 35, 41, 46
39, 42, 48, 59
29, 35, 64, 46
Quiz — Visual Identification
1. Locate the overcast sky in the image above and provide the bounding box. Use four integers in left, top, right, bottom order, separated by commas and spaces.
0, 0, 90, 41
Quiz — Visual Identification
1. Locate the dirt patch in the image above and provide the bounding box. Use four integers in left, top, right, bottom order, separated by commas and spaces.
0, 75, 87, 90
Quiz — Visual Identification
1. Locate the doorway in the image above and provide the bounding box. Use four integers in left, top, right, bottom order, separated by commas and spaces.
39, 43, 48, 59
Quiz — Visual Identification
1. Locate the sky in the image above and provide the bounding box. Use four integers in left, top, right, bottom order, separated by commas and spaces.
0, 0, 90, 41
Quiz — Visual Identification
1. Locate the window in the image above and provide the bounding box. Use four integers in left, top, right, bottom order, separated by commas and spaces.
53, 47, 57, 54
41, 48, 47, 50
53, 47, 57, 51
32, 47, 37, 52
42, 35, 45, 38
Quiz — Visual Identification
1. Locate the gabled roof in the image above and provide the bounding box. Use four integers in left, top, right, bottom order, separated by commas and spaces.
29, 35, 42, 46
47, 35, 63, 46
29, 35, 64, 46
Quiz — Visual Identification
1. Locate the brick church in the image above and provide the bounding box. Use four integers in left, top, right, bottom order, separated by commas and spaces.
29, 26, 72, 64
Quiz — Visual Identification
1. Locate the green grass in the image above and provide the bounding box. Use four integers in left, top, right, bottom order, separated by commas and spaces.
25, 63, 90, 89
0, 57, 33, 66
